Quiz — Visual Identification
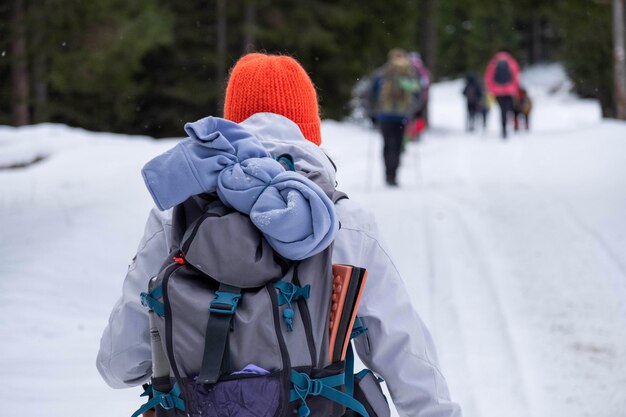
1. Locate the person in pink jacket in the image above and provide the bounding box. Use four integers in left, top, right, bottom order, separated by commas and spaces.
484, 51, 520, 139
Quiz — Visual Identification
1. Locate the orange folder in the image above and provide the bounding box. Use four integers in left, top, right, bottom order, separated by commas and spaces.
328, 265, 368, 363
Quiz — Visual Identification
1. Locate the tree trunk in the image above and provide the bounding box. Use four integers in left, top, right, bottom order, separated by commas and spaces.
216, 0, 227, 116
421, 0, 439, 79
243, 0, 256, 53
11, 0, 30, 126
613, 0, 626, 119
32, 6, 48, 124
33, 54, 48, 123
420, 0, 438, 126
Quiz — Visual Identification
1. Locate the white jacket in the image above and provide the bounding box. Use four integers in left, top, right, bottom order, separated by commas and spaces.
97, 113, 461, 417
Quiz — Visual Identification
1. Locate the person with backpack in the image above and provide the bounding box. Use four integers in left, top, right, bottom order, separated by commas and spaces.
462, 72, 484, 132
484, 51, 520, 139
408, 51, 431, 128
97, 53, 461, 417
368, 48, 421, 186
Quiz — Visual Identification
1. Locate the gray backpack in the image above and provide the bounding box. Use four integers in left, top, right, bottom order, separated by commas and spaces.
132, 191, 390, 417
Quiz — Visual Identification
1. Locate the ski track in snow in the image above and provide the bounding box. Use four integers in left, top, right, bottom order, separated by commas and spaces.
557, 195, 626, 278
428, 191, 532, 417
421, 201, 480, 417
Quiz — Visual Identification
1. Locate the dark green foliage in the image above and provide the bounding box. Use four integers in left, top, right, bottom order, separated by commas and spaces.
549, 0, 614, 117
438, 0, 531, 77
250, 0, 420, 119
0, 3, 12, 125
130, 1, 219, 137
32, 0, 172, 132
0, 0, 617, 135
0, 0, 173, 130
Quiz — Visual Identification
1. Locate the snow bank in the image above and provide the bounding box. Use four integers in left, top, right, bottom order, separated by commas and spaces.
0, 123, 156, 169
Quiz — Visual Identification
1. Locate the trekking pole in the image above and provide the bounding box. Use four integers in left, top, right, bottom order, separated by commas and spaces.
365, 126, 376, 191
412, 142, 423, 186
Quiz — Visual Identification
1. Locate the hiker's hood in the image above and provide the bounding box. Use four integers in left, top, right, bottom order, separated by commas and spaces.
240, 113, 336, 194
141, 115, 338, 260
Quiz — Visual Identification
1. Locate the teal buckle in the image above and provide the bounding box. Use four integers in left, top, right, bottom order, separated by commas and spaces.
290, 370, 370, 417
131, 383, 185, 417
154, 384, 185, 412
293, 373, 324, 398
274, 281, 310, 305
140, 287, 164, 317
159, 395, 175, 410
209, 291, 241, 315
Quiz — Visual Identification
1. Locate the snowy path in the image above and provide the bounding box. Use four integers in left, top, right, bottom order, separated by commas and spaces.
1, 65, 626, 417
324, 126, 626, 417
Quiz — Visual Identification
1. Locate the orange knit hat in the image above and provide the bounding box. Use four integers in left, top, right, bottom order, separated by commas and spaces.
223, 53, 322, 146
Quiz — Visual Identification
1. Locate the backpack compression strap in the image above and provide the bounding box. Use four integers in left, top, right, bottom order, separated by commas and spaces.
197, 283, 242, 384
290, 370, 369, 417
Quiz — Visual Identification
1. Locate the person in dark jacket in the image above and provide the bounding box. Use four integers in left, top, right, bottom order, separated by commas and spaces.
462, 72, 484, 132
369, 48, 420, 186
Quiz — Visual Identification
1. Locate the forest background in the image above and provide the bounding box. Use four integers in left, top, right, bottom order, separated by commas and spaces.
1, 0, 621, 137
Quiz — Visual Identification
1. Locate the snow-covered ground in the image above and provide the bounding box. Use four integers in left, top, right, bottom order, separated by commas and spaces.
1, 64, 625, 417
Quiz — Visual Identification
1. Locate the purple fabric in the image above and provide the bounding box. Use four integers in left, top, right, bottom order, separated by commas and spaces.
231, 364, 271, 376
185, 375, 280, 417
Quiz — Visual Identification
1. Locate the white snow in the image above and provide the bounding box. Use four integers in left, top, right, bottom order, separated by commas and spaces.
1, 64, 625, 417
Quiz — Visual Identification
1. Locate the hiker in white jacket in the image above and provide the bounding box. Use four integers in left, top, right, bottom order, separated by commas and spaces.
97, 53, 461, 417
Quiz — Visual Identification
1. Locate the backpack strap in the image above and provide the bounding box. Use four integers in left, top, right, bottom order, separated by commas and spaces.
197, 283, 242, 384
289, 317, 371, 417
346, 316, 368, 397
331, 190, 348, 204
290, 369, 369, 417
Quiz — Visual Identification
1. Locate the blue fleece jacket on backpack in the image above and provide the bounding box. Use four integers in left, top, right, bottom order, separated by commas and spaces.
141, 116, 338, 260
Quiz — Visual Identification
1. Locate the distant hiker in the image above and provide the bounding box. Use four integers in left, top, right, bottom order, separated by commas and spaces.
462, 72, 484, 132
484, 51, 520, 139
97, 53, 461, 417
514, 86, 532, 131
408, 51, 431, 124
369, 48, 421, 186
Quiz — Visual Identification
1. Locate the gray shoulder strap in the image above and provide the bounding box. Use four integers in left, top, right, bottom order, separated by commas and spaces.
331, 190, 348, 204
